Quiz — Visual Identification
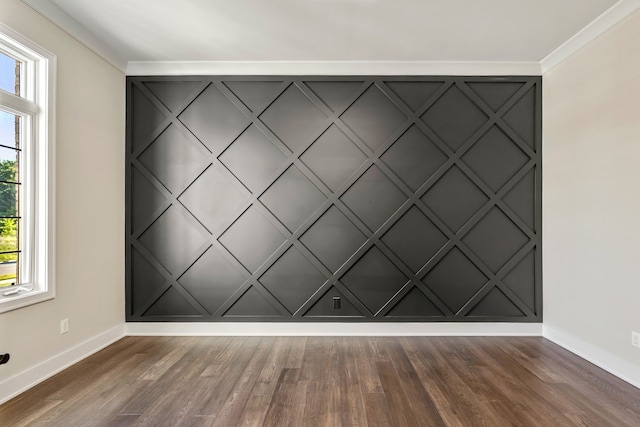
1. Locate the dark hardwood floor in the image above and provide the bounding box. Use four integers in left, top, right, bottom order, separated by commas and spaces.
1, 336, 639, 426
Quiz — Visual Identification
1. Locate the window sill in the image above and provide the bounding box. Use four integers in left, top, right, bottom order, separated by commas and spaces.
0, 287, 54, 314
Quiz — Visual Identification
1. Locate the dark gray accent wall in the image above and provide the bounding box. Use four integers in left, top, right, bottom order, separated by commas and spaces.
126, 76, 542, 322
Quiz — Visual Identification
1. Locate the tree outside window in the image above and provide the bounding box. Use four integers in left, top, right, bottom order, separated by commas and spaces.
0, 55, 20, 288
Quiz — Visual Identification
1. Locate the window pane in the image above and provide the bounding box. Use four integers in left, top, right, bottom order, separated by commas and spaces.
0, 252, 17, 287
0, 182, 19, 220
0, 147, 19, 182
0, 110, 20, 149
0, 145, 19, 160
0, 216, 19, 252
0, 51, 20, 95
0, 216, 19, 287
1, 45, 26, 292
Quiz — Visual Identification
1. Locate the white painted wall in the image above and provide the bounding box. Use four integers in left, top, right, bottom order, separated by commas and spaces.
543, 10, 640, 386
0, 0, 125, 384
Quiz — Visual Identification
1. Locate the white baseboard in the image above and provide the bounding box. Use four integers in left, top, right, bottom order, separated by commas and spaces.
125, 322, 542, 337
0, 324, 126, 405
543, 325, 640, 390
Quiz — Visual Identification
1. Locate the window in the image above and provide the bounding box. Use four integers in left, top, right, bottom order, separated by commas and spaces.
0, 23, 55, 313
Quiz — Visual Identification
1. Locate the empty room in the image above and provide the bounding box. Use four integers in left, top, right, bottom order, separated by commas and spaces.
1, 0, 639, 425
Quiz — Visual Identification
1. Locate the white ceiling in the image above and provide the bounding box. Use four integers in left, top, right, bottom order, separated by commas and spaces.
22, 0, 638, 72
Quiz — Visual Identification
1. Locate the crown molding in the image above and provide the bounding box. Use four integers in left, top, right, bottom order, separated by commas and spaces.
541, 0, 640, 73
126, 60, 541, 76
22, 0, 127, 72
24, 0, 640, 77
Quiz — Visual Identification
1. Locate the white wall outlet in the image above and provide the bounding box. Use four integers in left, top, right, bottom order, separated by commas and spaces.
632, 331, 640, 348
60, 318, 69, 334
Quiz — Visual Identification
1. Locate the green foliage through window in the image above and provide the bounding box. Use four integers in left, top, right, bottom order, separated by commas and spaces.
0, 159, 18, 282
0, 159, 17, 220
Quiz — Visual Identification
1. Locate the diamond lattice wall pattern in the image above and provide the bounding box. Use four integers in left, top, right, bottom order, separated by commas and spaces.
126, 76, 541, 322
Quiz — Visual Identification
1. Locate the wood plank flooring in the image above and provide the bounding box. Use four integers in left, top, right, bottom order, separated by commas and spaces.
1, 336, 639, 426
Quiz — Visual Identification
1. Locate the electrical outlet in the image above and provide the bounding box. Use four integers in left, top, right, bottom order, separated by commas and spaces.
632, 331, 640, 348
60, 318, 69, 334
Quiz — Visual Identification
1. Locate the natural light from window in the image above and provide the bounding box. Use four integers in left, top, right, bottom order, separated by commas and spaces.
0, 52, 22, 290
0, 23, 55, 313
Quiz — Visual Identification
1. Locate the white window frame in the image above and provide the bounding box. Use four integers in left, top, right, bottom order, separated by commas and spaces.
0, 22, 55, 313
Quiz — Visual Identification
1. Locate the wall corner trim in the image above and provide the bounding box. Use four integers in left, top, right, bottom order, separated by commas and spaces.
541, 0, 640, 73
125, 61, 542, 76
125, 322, 543, 337
0, 324, 126, 405
543, 325, 640, 390
21, 0, 127, 72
